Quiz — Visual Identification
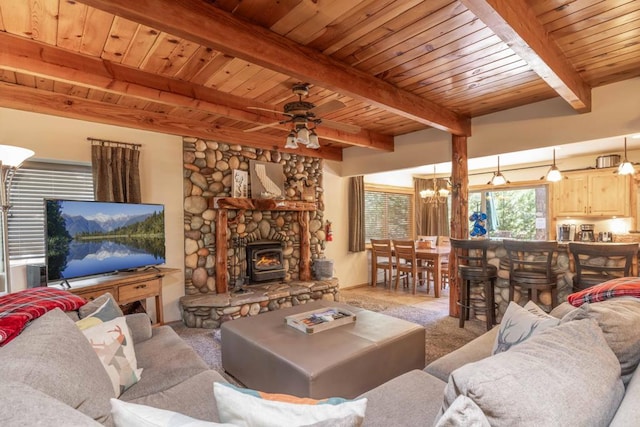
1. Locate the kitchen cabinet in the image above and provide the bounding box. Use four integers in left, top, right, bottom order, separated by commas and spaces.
553, 169, 632, 217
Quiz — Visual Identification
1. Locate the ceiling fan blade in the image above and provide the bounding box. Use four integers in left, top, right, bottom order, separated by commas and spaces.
244, 121, 282, 132
247, 106, 292, 116
310, 99, 346, 116
321, 119, 361, 134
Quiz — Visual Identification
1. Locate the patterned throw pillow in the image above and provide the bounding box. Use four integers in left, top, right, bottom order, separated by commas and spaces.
567, 277, 640, 307
0, 287, 86, 345
213, 382, 367, 427
110, 399, 233, 427
81, 316, 143, 397
491, 301, 560, 354
76, 293, 123, 330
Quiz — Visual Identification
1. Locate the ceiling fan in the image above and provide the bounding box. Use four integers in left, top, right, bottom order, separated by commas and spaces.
245, 83, 360, 149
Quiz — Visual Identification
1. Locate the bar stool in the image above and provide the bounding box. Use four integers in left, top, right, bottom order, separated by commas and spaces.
568, 242, 638, 292
450, 238, 497, 330
503, 239, 559, 310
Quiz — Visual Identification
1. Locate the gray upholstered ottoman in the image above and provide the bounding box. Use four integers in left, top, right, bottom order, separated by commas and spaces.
221, 300, 425, 399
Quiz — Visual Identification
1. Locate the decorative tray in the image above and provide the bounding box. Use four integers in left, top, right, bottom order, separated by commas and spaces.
285, 307, 356, 334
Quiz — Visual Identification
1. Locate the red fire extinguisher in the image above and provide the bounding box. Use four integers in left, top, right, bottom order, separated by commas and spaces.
325, 220, 333, 242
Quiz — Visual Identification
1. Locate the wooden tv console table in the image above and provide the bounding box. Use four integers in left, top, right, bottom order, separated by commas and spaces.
55, 267, 178, 325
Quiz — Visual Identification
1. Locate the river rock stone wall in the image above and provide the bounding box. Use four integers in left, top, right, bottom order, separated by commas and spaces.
183, 137, 326, 295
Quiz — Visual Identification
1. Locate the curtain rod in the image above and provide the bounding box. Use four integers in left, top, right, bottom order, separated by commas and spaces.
87, 137, 141, 148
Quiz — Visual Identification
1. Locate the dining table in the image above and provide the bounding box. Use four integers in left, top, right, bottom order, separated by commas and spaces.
415, 246, 450, 298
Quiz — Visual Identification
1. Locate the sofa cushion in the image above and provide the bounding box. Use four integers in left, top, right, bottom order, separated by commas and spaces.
125, 312, 153, 343
567, 276, 640, 307
358, 370, 446, 427
80, 316, 143, 397
213, 382, 367, 427
610, 360, 640, 426
548, 301, 577, 319
491, 301, 559, 354
561, 297, 640, 385
434, 395, 490, 427
128, 370, 228, 423
110, 399, 233, 427
0, 381, 103, 427
0, 308, 115, 424
439, 319, 624, 427
120, 325, 209, 400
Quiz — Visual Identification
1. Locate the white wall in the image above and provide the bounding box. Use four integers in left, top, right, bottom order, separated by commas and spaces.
0, 108, 185, 322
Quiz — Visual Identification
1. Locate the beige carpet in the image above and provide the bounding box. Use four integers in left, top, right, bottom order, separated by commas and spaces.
172, 284, 486, 377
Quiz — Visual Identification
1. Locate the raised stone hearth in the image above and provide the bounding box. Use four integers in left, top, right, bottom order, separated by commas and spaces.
179, 279, 339, 328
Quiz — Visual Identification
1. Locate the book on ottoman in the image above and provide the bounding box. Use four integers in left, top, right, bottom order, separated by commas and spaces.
285, 307, 356, 334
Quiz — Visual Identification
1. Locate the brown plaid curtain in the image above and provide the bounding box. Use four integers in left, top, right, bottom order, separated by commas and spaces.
91, 141, 141, 203
348, 176, 365, 252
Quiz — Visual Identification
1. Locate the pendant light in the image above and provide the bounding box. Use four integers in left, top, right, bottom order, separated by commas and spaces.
546, 149, 562, 182
489, 156, 508, 186
618, 137, 635, 175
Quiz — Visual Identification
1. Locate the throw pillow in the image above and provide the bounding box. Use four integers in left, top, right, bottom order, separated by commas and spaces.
0, 308, 115, 424
110, 399, 235, 427
434, 395, 490, 427
441, 319, 625, 427
213, 382, 367, 427
561, 297, 640, 385
491, 301, 559, 354
567, 277, 640, 307
79, 292, 123, 320
81, 316, 143, 397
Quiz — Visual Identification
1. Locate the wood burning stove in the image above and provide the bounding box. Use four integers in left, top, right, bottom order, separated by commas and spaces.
246, 240, 286, 284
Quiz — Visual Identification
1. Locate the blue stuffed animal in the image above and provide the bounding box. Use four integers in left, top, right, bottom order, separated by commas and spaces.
469, 211, 487, 237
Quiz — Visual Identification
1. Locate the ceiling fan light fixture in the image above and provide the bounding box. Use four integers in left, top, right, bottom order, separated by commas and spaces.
296, 126, 310, 145
307, 129, 320, 149
284, 131, 298, 149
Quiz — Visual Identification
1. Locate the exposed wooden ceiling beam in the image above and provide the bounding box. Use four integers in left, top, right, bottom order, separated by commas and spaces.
77, 0, 471, 136
0, 33, 390, 151
461, 0, 591, 113
0, 82, 343, 161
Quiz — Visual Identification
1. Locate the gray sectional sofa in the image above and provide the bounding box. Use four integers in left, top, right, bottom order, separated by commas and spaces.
1, 297, 639, 426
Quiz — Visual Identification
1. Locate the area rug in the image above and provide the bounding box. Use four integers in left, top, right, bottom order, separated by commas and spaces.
171, 292, 486, 377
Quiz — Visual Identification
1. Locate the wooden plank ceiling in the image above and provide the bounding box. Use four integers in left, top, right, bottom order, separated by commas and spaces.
0, 0, 638, 160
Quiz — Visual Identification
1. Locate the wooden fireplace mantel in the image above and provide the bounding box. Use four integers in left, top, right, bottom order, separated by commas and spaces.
211, 197, 316, 293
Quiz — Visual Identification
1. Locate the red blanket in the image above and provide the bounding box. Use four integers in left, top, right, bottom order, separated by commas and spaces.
0, 287, 86, 345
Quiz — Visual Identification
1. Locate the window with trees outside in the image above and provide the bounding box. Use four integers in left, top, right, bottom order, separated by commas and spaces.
469, 184, 549, 240
364, 184, 414, 243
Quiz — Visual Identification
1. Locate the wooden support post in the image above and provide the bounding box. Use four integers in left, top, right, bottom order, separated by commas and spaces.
450, 134, 469, 317
299, 211, 311, 280
215, 209, 228, 293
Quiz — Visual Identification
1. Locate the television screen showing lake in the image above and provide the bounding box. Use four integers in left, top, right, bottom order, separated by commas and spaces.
46, 200, 166, 281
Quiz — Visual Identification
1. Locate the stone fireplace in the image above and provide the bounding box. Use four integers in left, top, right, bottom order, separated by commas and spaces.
179, 137, 338, 328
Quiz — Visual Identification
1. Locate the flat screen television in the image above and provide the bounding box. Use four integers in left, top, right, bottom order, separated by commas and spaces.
45, 199, 166, 283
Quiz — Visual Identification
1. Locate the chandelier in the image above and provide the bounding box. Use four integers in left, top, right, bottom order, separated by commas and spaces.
420, 166, 450, 204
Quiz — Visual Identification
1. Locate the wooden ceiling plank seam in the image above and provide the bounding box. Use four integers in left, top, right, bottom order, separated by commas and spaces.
68, 85, 91, 99
458, 83, 558, 116
554, 9, 640, 46
350, 2, 469, 69
541, 0, 639, 33
570, 34, 640, 68
79, 6, 114, 57
575, 46, 640, 74
74, 0, 470, 135
330, 0, 454, 64
443, 73, 548, 108
530, 0, 599, 23
0, 1, 5, 32
138, 32, 182, 73
395, 39, 512, 92
155, 38, 202, 77
56, 0, 88, 51
236, 73, 292, 101
0, 33, 390, 150
189, 52, 235, 87
386, 28, 502, 85
310, 0, 416, 55
562, 24, 640, 58
226, 67, 280, 97
281, 0, 364, 45
15, 72, 36, 88
227, 0, 306, 29
204, 57, 257, 90
35, 76, 54, 91
356, 7, 478, 75
53, 80, 75, 95
174, 45, 219, 81
461, 0, 592, 113
0, 0, 33, 37
581, 63, 640, 86
120, 24, 162, 68
0, 68, 16, 84
100, 16, 140, 63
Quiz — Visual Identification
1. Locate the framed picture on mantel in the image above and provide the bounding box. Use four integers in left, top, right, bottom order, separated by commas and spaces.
231, 169, 248, 198
249, 160, 285, 199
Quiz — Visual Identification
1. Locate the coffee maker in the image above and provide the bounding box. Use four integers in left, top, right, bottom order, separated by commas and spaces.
557, 224, 571, 242
580, 224, 596, 242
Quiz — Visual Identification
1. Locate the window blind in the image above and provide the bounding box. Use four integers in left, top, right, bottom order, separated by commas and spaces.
7, 161, 94, 260
364, 190, 411, 242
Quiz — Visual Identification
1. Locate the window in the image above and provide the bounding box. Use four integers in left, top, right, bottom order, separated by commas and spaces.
364, 184, 413, 242
8, 161, 94, 261
469, 184, 549, 240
